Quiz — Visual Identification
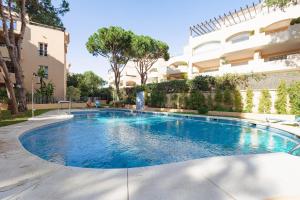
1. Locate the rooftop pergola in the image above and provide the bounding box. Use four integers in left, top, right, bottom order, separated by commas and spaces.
190, 0, 264, 37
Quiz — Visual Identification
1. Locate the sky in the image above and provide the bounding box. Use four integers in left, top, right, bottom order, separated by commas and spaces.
62, 0, 256, 80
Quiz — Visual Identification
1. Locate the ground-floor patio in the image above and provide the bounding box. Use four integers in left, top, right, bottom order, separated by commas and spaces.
0, 110, 300, 200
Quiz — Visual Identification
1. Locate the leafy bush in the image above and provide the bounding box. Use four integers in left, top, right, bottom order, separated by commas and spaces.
0, 87, 8, 103
148, 92, 166, 108
245, 88, 254, 113
234, 90, 243, 112
207, 93, 214, 111
275, 80, 288, 114
148, 80, 189, 94
190, 75, 216, 92
288, 82, 300, 115
214, 88, 223, 110
223, 88, 233, 110
96, 87, 113, 103
185, 92, 208, 114
290, 17, 300, 25
170, 93, 178, 108
258, 89, 272, 114
198, 105, 209, 114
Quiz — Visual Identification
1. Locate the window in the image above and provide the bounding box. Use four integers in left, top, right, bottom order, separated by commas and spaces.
39, 65, 48, 79
38, 43, 48, 56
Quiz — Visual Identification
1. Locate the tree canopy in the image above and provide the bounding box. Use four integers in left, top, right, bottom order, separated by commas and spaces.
131, 35, 169, 84
67, 71, 106, 97
86, 26, 133, 99
265, 0, 294, 8
24, 0, 70, 27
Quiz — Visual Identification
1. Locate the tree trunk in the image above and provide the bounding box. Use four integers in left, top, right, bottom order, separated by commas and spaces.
0, 0, 27, 112
0, 58, 18, 114
9, 51, 27, 112
114, 71, 121, 101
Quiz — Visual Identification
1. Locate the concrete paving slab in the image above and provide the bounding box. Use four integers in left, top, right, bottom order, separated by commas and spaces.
128, 163, 234, 200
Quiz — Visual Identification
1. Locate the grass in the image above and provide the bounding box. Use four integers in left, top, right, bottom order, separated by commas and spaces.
0, 109, 51, 127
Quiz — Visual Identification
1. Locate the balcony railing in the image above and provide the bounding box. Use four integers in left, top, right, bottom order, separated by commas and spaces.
192, 24, 300, 64
199, 53, 300, 76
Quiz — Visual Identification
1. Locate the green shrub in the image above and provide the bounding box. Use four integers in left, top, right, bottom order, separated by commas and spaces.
288, 82, 300, 115
290, 17, 300, 25
275, 80, 288, 114
178, 93, 187, 109
198, 105, 209, 114
0, 87, 8, 103
148, 92, 166, 108
223, 88, 233, 110
190, 75, 216, 92
185, 92, 208, 114
170, 93, 178, 108
207, 93, 213, 111
234, 90, 243, 112
245, 88, 254, 113
148, 80, 189, 94
214, 88, 223, 110
258, 89, 272, 114
186, 92, 206, 110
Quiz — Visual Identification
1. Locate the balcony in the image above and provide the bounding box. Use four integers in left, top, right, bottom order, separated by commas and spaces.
200, 53, 300, 76
167, 65, 188, 75
191, 24, 300, 64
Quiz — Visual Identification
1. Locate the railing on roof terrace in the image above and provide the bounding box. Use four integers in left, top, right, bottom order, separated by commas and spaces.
190, 0, 300, 37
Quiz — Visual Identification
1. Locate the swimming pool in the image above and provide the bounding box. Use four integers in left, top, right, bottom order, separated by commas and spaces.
20, 110, 300, 169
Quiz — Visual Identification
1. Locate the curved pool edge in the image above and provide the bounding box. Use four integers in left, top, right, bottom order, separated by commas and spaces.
17, 108, 300, 170
2, 109, 300, 199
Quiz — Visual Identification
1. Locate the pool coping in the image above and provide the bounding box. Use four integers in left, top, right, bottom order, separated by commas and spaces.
1, 109, 300, 199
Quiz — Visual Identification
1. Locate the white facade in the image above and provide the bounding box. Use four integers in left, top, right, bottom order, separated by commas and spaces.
181, 1, 300, 79
108, 59, 170, 88
109, 1, 300, 88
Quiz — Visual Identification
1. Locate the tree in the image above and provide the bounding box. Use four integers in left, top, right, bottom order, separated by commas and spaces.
245, 88, 254, 113
37, 67, 47, 93
79, 71, 106, 97
67, 73, 82, 88
24, 0, 69, 27
131, 35, 169, 85
275, 80, 288, 114
223, 88, 233, 110
288, 82, 300, 115
214, 88, 223, 110
0, 0, 27, 113
86, 26, 133, 100
265, 0, 294, 9
234, 90, 243, 112
258, 89, 272, 114
67, 86, 81, 101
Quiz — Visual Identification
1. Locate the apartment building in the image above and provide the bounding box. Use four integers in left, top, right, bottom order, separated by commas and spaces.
110, 1, 300, 88
108, 59, 169, 88
180, 0, 300, 79
0, 20, 70, 99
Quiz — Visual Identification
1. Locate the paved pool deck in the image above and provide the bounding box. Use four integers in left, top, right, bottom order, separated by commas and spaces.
1, 110, 300, 200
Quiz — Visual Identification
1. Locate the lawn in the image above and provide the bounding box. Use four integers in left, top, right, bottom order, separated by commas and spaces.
0, 109, 51, 127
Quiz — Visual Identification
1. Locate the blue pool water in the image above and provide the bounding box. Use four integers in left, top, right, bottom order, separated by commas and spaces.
20, 110, 300, 169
